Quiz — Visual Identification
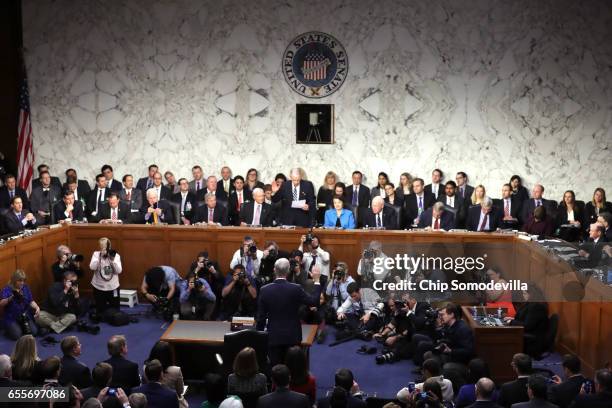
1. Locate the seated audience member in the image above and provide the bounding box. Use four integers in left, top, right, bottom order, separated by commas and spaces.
257, 364, 309, 408
87, 174, 111, 221
229, 236, 264, 277
324, 195, 356, 229
0, 269, 41, 339
97, 192, 131, 223
283, 346, 316, 405
455, 359, 496, 408
202, 373, 230, 408
570, 368, 612, 408
464, 377, 501, 408
510, 175, 529, 203
30, 170, 62, 224
2, 196, 36, 234
467, 197, 501, 232
36, 270, 80, 334
141, 265, 181, 318
120, 174, 143, 213
193, 192, 229, 225
522, 206, 554, 237
240, 187, 274, 226
597, 212, 612, 241
577, 223, 608, 268
53, 190, 85, 223
150, 171, 172, 201
522, 184, 557, 223
497, 353, 532, 408
439, 180, 462, 213
0, 174, 29, 210
503, 285, 549, 358
405, 178, 436, 227
511, 374, 558, 408
132, 359, 179, 408
395, 172, 413, 200
548, 354, 586, 408
142, 188, 175, 224
584, 187, 612, 229
227, 347, 268, 401
384, 182, 404, 208
179, 269, 216, 320
336, 282, 384, 333
365, 196, 398, 229
484, 268, 516, 317
80, 362, 112, 401
63, 168, 91, 199
39, 355, 63, 388
164, 171, 179, 194
556, 190, 583, 242
220, 264, 257, 320
103, 335, 141, 392
171, 178, 197, 225
218, 166, 234, 200
228, 176, 252, 225
52, 244, 84, 282
271, 167, 316, 227
404, 377, 452, 408
101, 164, 122, 192
0, 354, 19, 388
418, 201, 455, 230
398, 358, 454, 403
317, 368, 366, 408
144, 341, 186, 408
10, 334, 40, 382
58, 335, 92, 389
425, 168, 444, 200
497, 183, 522, 228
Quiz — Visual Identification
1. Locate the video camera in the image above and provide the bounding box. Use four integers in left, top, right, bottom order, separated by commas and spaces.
64, 253, 84, 270
154, 296, 173, 321
17, 312, 33, 335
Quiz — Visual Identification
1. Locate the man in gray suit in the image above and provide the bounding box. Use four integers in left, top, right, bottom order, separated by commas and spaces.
511, 375, 559, 408
120, 175, 143, 212
188, 165, 205, 193
30, 170, 61, 225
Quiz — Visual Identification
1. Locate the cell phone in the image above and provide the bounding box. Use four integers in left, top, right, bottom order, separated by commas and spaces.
107, 388, 117, 396
419, 392, 428, 399
583, 380, 593, 394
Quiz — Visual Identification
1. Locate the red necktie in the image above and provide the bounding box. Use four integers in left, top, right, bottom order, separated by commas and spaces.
237, 192, 242, 211
126, 190, 131, 201
69, 211, 73, 219
111, 209, 117, 220
479, 214, 488, 231
434, 217, 440, 230
504, 200, 510, 217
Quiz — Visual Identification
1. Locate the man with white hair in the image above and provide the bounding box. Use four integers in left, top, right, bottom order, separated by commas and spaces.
271, 168, 316, 227
467, 196, 501, 232
217, 166, 234, 200
142, 188, 175, 224
0, 354, 19, 387
240, 187, 274, 226
417, 201, 455, 230
197, 175, 226, 204
364, 196, 398, 229
194, 192, 229, 225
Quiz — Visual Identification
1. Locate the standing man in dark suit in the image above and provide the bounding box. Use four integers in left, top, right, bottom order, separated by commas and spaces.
142, 189, 175, 224
511, 374, 559, 408
132, 360, 178, 408
497, 353, 532, 408
53, 190, 85, 223
217, 166, 234, 201
188, 165, 205, 193
136, 164, 158, 198
271, 168, 316, 227
418, 202, 455, 230
404, 178, 435, 227
150, 172, 172, 201
496, 183, 523, 229
171, 178, 197, 224
424, 168, 444, 200
120, 174, 143, 214
2, 196, 36, 234
87, 174, 111, 221
439, 180, 462, 211
228, 176, 252, 225
570, 368, 612, 408
0, 174, 29, 210
257, 258, 322, 366
58, 336, 92, 389
257, 364, 310, 408
240, 187, 274, 226
467, 197, 502, 232
548, 355, 586, 408
101, 164, 122, 192
32, 164, 62, 190
30, 170, 61, 225
193, 193, 228, 225
97, 193, 131, 224
344, 170, 370, 228
63, 168, 91, 199
196, 176, 227, 204
456, 171, 474, 202
522, 184, 557, 224
364, 196, 398, 229
102, 335, 141, 392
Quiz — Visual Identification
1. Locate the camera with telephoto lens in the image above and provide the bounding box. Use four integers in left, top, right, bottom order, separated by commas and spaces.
304, 233, 314, 245
77, 319, 100, 335
11, 289, 24, 303
193, 278, 203, 290
248, 244, 258, 255
268, 248, 278, 258
237, 271, 247, 281
363, 248, 375, 259
17, 312, 33, 335
333, 268, 345, 281
155, 296, 173, 320
423, 307, 439, 327
289, 259, 300, 271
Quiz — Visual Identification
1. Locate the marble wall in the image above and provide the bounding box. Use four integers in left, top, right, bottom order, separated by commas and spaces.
23, 0, 611, 200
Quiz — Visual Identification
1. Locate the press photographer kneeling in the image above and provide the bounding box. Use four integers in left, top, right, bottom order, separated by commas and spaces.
179, 270, 216, 320
142, 266, 181, 320
336, 282, 384, 335
325, 262, 355, 325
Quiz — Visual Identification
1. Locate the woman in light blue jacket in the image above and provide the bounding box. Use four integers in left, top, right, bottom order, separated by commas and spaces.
324, 195, 356, 229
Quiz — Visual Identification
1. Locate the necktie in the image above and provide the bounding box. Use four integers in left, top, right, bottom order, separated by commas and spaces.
224, 180, 229, 194
96, 190, 102, 212
253, 204, 261, 225
418, 196, 423, 214
352, 187, 358, 206
237, 192, 242, 210
126, 190, 131, 201
147, 179, 153, 189
479, 214, 488, 231
376, 213, 382, 228
293, 186, 298, 201
111, 208, 117, 220
9, 191, 14, 199
504, 199, 510, 217
208, 208, 213, 223
196, 181, 201, 191
181, 195, 187, 213
460, 186, 465, 198
434, 217, 440, 230
153, 210, 159, 224
17, 213, 22, 222
309, 254, 317, 272
536, 200, 541, 207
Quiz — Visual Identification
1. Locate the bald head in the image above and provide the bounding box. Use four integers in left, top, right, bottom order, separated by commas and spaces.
475, 377, 495, 400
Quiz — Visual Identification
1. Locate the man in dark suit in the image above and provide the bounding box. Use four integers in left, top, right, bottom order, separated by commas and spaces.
58, 335, 92, 389
512, 374, 560, 408
228, 176, 252, 225
132, 360, 178, 408
171, 178, 197, 224
548, 355, 586, 408
101, 164, 122, 192
317, 368, 367, 408
0, 354, 21, 388
195, 175, 227, 203
102, 335, 140, 392
149, 171, 172, 202
404, 178, 436, 227
1, 196, 36, 234
438, 180, 462, 211
141, 188, 175, 224
53, 190, 85, 223
193, 193, 229, 225
364, 196, 398, 229
257, 258, 322, 366
63, 176, 88, 209
570, 368, 612, 408
32, 164, 62, 190
240, 187, 274, 226
87, 174, 112, 221
271, 168, 316, 227
80, 362, 112, 401
424, 168, 444, 200
496, 183, 523, 228
456, 171, 474, 202
0, 174, 29, 210
522, 184, 557, 224
465, 377, 502, 408
136, 164, 158, 197
217, 166, 234, 201
577, 223, 608, 268
418, 202, 455, 230
63, 168, 91, 199
120, 174, 143, 213
97, 192, 131, 224
257, 364, 310, 408
497, 353, 532, 408
344, 170, 370, 227
30, 170, 62, 224
467, 197, 502, 232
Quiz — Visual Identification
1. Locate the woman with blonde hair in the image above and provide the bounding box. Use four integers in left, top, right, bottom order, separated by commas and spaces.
395, 172, 413, 199
11, 334, 39, 381
470, 184, 486, 206
584, 187, 612, 228
89, 237, 122, 317
0, 270, 41, 340
317, 171, 339, 223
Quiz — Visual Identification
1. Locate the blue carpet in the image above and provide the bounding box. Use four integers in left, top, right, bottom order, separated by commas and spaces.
0, 305, 563, 405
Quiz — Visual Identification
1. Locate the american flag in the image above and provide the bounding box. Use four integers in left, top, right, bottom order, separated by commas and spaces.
302, 52, 330, 81
17, 76, 34, 194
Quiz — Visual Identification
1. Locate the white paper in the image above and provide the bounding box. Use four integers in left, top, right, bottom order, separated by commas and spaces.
291, 200, 306, 208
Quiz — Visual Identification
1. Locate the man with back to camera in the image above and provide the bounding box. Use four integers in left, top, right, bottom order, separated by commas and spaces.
548, 354, 586, 408
569, 368, 612, 408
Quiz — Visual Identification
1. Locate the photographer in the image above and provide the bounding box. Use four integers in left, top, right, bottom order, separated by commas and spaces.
188, 251, 222, 303
179, 270, 216, 320
258, 241, 290, 286
298, 234, 330, 288
52, 245, 84, 282
325, 262, 355, 318
0, 269, 41, 340
356, 241, 392, 286
89, 237, 122, 316
287, 250, 308, 287
336, 282, 384, 333
141, 266, 181, 320
220, 264, 258, 320
36, 270, 80, 334
229, 236, 264, 278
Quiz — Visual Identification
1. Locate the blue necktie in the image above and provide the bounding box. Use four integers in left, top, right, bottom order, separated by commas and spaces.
352, 188, 358, 206
246, 257, 253, 276
418, 196, 423, 214
17, 213, 22, 222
